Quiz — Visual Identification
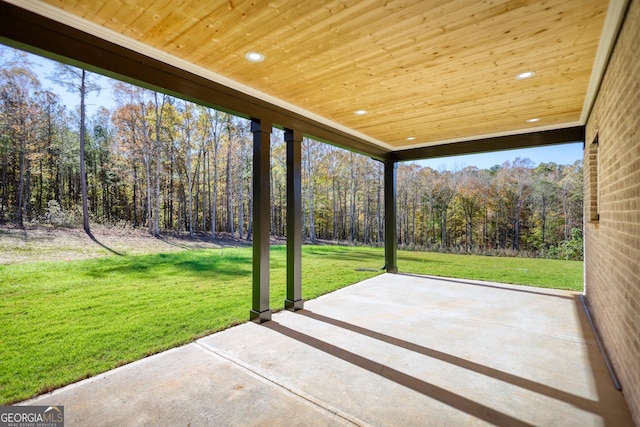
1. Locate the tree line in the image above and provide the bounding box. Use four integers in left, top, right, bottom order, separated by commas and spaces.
0, 47, 583, 259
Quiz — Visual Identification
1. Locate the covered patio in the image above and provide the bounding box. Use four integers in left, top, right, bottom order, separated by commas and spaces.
1, 0, 639, 423
21, 274, 633, 426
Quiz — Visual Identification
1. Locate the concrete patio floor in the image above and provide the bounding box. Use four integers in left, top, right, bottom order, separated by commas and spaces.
21, 273, 633, 426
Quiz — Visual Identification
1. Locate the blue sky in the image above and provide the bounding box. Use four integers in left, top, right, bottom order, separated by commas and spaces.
27, 54, 115, 114
412, 143, 584, 171
22, 49, 585, 170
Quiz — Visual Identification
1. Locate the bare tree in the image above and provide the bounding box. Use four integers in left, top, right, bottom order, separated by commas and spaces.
205, 109, 225, 239
151, 92, 167, 236
0, 66, 41, 226
51, 64, 100, 234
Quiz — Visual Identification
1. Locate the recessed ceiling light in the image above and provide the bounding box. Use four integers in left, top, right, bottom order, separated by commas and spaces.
516, 71, 535, 80
527, 118, 541, 123
406, 137, 416, 141
245, 52, 265, 63
354, 110, 368, 115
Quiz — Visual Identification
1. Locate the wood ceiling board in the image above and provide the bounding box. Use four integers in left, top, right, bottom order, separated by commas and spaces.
225, 0, 603, 146
227, 3, 599, 80
330, 83, 588, 144
4, 0, 615, 154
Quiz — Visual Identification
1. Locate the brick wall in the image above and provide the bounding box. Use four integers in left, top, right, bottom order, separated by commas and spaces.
584, 0, 640, 423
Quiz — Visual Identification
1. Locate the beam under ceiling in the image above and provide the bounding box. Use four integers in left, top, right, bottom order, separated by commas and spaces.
391, 126, 586, 162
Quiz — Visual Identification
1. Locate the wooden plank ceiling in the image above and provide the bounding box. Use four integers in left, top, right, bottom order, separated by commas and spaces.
22, 0, 611, 151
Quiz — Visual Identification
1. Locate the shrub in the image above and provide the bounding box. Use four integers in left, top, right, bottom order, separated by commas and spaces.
545, 228, 583, 261
44, 200, 82, 227
45, 200, 65, 226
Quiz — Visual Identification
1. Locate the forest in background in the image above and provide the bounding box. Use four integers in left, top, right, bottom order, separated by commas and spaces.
0, 46, 584, 260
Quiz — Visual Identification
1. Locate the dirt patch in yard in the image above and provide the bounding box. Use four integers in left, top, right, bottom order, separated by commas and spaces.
0, 224, 252, 264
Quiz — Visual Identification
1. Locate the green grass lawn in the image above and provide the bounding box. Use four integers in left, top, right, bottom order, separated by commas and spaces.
0, 245, 582, 404
397, 249, 584, 291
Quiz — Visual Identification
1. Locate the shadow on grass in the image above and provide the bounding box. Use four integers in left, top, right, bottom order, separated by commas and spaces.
302, 248, 383, 264
87, 231, 125, 256
304, 247, 444, 267
154, 234, 195, 250
83, 251, 252, 279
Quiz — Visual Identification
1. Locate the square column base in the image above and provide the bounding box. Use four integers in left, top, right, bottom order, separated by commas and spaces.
250, 309, 272, 323
386, 266, 398, 273
285, 299, 304, 311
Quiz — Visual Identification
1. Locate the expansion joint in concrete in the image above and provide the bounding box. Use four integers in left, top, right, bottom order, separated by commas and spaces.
195, 341, 372, 427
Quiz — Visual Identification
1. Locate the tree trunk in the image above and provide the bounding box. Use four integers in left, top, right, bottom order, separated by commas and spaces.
193, 155, 201, 232
441, 209, 447, 249
309, 186, 316, 242
187, 170, 194, 236
37, 159, 43, 214
17, 140, 25, 227
513, 203, 521, 251
203, 150, 209, 233
80, 69, 90, 233
57, 149, 64, 207
349, 154, 357, 242
211, 142, 219, 238
349, 182, 356, 243
331, 176, 338, 241
168, 144, 174, 230
132, 162, 138, 227
24, 159, 32, 220
207, 111, 221, 240
145, 154, 152, 235
226, 130, 234, 235
1, 148, 7, 219
271, 156, 277, 236
247, 182, 253, 240
152, 93, 163, 237
377, 173, 383, 243
541, 196, 546, 245
362, 184, 368, 244
238, 180, 244, 239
